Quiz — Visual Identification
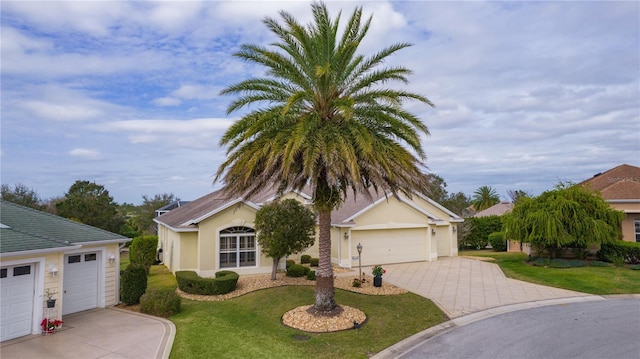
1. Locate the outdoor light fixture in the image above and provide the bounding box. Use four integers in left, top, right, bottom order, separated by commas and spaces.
108, 252, 116, 264
48, 264, 58, 277
356, 243, 363, 283
432, 228, 436, 235
344, 232, 349, 240
453, 225, 457, 233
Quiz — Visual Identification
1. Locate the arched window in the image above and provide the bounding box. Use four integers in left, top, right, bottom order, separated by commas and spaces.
219, 226, 256, 268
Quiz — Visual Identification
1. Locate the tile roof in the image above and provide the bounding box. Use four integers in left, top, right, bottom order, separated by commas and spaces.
155, 186, 462, 230
1, 201, 129, 255
473, 201, 513, 217
578, 164, 640, 200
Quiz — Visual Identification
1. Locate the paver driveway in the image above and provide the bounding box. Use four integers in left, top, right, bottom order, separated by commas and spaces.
380, 257, 590, 318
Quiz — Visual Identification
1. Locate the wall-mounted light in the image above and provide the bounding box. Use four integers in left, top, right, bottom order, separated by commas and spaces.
431, 228, 436, 235
453, 225, 457, 233
48, 264, 58, 277
108, 252, 116, 264
344, 232, 349, 240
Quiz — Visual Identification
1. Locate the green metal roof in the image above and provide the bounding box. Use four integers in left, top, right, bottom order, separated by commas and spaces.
0, 200, 129, 255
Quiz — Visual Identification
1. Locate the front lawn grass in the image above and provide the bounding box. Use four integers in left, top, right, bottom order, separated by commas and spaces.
461, 250, 640, 295
166, 285, 444, 359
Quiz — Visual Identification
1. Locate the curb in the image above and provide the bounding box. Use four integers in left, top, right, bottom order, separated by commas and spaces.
371, 295, 605, 359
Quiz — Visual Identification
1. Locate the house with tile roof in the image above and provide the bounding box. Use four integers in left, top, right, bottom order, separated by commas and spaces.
0, 201, 129, 341
579, 164, 640, 242
154, 187, 463, 277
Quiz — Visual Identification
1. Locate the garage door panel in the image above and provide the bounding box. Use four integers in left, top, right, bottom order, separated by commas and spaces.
63, 253, 98, 315
352, 229, 426, 266
1, 264, 35, 341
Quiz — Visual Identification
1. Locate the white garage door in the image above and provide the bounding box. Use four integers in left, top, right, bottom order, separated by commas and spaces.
63, 253, 98, 315
1, 264, 35, 341
352, 228, 427, 266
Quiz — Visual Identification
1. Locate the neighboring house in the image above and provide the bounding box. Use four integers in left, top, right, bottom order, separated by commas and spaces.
155, 201, 191, 218
0, 201, 129, 341
579, 164, 640, 242
154, 187, 463, 277
473, 201, 531, 254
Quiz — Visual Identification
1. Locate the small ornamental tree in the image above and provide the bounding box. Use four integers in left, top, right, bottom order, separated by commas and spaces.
503, 183, 625, 258
255, 199, 316, 280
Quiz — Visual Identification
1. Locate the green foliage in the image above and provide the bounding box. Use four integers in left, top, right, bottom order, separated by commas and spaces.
310, 258, 319, 267
140, 288, 181, 318
306, 270, 316, 281
460, 216, 502, 249
129, 235, 159, 273
597, 241, 640, 264
352, 278, 362, 287
138, 193, 178, 235
56, 180, 124, 233
120, 264, 148, 305
255, 199, 316, 260
119, 217, 141, 238
285, 259, 295, 269
471, 186, 500, 211
300, 255, 312, 264
488, 232, 507, 252
286, 264, 308, 278
176, 270, 239, 295
503, 184, 625, 256
1, 183, 43, 210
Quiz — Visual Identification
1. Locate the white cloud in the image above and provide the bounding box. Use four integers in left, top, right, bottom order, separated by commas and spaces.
69, 148, 101, 160
152, 97, 182, 107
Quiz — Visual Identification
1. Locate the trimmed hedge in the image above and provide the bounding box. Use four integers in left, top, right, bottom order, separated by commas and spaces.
129, 235, 158, 273
597, 241, 640, 264
306, 270, 316, 280
286, 259, 295, 269
488, 232, 507, 252
286, 264, 308, 277
140, 288, 181, 318
300, 255, 312, 264
120, 264, 147, 305
460, 216, 503, 249
176, 270, 239, 295
310, 258, 319, 267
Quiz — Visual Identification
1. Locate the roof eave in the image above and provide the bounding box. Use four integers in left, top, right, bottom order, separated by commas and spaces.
1, 245, 83, 258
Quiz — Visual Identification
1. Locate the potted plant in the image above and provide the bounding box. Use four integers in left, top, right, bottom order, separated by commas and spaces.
41, 318, 63, 334
44, 288, 58, 308
371, 265, 386, 287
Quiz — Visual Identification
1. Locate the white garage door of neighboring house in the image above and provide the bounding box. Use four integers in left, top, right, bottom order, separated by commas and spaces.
1, 264, 35, 341
63, 253, 98, 315
352, 228, 427, 266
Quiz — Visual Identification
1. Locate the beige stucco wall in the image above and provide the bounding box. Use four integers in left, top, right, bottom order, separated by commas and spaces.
608, 202, 639, 242
354, 196, 428, 227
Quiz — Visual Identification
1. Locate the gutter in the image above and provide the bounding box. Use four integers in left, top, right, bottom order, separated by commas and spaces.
1, 245, 83, 258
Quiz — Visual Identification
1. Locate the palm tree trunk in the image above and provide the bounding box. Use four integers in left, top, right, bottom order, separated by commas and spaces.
314, 209, 336, 311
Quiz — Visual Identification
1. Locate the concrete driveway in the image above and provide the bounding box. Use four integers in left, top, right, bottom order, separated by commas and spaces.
380, 256, 592, 318
0, 308, 174, 359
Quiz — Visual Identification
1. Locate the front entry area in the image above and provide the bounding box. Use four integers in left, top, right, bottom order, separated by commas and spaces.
63, 252, 99, 315
0, 264, 35, 341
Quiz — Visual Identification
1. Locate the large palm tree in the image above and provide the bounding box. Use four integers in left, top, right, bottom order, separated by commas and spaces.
471, 185, 500, 211
216, 2, 432, 312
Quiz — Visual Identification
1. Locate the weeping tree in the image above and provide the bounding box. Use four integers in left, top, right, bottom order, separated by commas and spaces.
255, 199, 317, 280
216, 2, 432, 312
503, 183, 625, 258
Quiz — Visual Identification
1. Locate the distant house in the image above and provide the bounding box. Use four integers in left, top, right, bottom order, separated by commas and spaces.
472, 201, 530, 254
0, 201, 129, 341
579, 164, 640, 242
154, 187, 463, 277
155, 201, 191, 218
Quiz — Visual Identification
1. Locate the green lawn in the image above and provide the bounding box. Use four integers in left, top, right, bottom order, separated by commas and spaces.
461, 250, 640, 295
144, 266, 445, 359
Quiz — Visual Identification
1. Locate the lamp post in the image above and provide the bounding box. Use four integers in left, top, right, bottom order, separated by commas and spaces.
356, 242, 363, 283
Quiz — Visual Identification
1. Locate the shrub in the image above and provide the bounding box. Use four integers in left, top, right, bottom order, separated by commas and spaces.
140, 288, 181, 318
175, 270, 239, 295
460, 216, 502, 249
597, 241, 640, 264
352, 278, 362, 287
129, 235, 159, 273
120, 264, 148, 305
286, 264, 307, 277
310, 258, 319, 267
300, 255, 312, 264
488, 232, 507, 252
286, 259, 295, 269
306, 270, 316, 280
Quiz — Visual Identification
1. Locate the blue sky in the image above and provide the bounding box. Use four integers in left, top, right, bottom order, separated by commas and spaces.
1, 1, 638, 205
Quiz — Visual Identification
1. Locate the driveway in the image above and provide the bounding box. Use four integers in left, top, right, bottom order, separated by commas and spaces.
380, 256, 592, 318
0, 308, 174, 359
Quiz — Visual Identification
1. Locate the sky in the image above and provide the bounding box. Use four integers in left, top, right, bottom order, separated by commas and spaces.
1, 0, 639, 205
